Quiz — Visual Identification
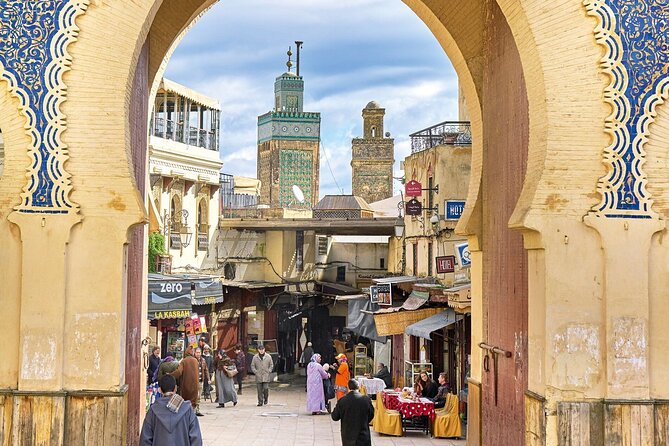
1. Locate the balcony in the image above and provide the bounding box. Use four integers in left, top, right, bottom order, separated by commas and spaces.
152, 117, 218, 151
409, 121, 471, 154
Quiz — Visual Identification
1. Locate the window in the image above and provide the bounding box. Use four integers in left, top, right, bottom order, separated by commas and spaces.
169, 196, 182, 249
380, 258, 385, 269
197, 199, 208, 251
412, 243, 418, 275
427, 243, 433, 276
296, 230, 304, 272
336, 266, 346, 282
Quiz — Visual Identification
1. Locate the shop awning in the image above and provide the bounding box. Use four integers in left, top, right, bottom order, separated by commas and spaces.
405, 309, 457, 340
373, 307, 442, 336
346, 298, 387, 343
192, 277, 224, 305
148, 274, 192, 320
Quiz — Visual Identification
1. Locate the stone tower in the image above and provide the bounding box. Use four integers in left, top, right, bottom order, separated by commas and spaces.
257, 48, 321, 209
351, 101, 394, 203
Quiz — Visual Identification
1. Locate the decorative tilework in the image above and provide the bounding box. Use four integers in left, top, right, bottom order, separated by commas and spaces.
279, 150, 313, 208
584, 0, 669, 218
0, 0, 89, 213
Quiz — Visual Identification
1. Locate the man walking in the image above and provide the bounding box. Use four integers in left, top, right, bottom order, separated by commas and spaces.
250, 344, 274, 406
140, 375, 203, 445
171, 346, 204, 416
331, 379, 375, 446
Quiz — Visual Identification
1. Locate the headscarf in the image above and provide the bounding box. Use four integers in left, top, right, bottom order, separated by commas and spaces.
310, 353, 321, 363
336, 353, 347, 362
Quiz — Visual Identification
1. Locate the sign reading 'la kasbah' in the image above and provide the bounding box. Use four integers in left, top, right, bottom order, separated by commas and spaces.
152, 310, 191, 320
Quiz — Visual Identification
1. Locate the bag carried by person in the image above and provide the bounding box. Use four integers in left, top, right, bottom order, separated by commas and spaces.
224, 364, 238, 378
323, 377, 335, 400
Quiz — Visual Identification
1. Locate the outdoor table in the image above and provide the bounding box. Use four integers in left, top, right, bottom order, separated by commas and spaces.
395, 397, 435, 434
357, 377, 386, 395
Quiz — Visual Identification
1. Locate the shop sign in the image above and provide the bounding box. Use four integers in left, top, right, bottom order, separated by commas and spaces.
405, 198, 422, 216
455, 242, 471, 268
192, 278, 224, 305
148, 279, 192, 319
370, 283, 392, 306
152, 310, 191, 320
445, 200, 466, 220
436, 255, 456, 274
405, 180, 422, 197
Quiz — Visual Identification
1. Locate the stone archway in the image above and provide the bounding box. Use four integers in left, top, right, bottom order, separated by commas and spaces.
1, 1, 668, 445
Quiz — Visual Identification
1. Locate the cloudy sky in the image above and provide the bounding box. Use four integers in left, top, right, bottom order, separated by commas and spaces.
165, 0, 458, 197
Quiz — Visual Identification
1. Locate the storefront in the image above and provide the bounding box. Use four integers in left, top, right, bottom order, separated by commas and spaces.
148, 273, 223, 359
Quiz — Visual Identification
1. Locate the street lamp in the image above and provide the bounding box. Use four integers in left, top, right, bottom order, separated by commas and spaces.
394, 216, 405, 237
165, 209, 193, 249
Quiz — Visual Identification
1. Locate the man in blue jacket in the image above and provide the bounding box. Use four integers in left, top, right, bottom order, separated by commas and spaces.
140, 374, 203, 446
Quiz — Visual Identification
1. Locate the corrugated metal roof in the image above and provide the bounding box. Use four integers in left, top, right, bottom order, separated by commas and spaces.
313, 195, 372, 211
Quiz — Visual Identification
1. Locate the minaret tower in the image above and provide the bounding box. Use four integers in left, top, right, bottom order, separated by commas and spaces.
257, 43, 321, 208
351, 101, 395, 203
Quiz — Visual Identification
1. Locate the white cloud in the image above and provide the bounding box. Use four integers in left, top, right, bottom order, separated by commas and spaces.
165, 0, 460, 197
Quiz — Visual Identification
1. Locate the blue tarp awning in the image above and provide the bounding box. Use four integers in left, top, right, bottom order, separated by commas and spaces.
405, 309, 457, 339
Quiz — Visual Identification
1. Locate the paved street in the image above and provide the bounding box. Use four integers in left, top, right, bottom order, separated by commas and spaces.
198, 376, 466, 446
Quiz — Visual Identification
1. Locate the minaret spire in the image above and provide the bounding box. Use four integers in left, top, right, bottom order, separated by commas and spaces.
286, 46, 293, 72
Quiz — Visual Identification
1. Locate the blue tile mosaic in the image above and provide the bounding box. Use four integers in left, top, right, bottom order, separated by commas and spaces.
585, 0, 669, 218
0, 1, 87, 213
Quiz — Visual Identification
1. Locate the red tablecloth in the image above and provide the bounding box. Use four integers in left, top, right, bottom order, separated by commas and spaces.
382, 392, 436, 421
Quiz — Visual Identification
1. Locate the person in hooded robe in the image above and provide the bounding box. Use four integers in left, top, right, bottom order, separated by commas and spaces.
306, 353, 329, 414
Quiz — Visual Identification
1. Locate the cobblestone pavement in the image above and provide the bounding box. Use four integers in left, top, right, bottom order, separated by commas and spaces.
198, 375, 466, 446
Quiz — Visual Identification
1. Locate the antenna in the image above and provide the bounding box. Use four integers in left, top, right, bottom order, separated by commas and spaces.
295, 41, 303, 76
291, 184, 305, 203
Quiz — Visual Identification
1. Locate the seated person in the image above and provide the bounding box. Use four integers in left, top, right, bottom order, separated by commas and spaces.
430, 372, 450, 409
373, 363, 393, 388
417, 371, 438, 399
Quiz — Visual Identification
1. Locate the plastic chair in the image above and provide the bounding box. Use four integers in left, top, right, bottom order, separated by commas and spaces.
431, 393, 462, 439
372, 391, 403, 436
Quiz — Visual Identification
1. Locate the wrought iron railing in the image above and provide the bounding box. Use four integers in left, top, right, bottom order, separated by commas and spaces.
409, 121, 471, 153
152, 117, 217, 151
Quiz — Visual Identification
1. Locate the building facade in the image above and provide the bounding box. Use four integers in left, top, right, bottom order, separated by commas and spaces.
148, 78, 222, 272
257, 57, 321, 209
351, 101, 395, 204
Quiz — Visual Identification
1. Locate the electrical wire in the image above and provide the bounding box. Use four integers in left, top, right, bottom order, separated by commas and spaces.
320, 141, 344, 194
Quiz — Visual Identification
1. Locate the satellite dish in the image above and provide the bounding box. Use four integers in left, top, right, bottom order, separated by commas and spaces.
291, 184, 305, 203
385, 132, 391, 137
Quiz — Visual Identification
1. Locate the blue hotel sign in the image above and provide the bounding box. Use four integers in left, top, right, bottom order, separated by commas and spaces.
445, 200, 466, 220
